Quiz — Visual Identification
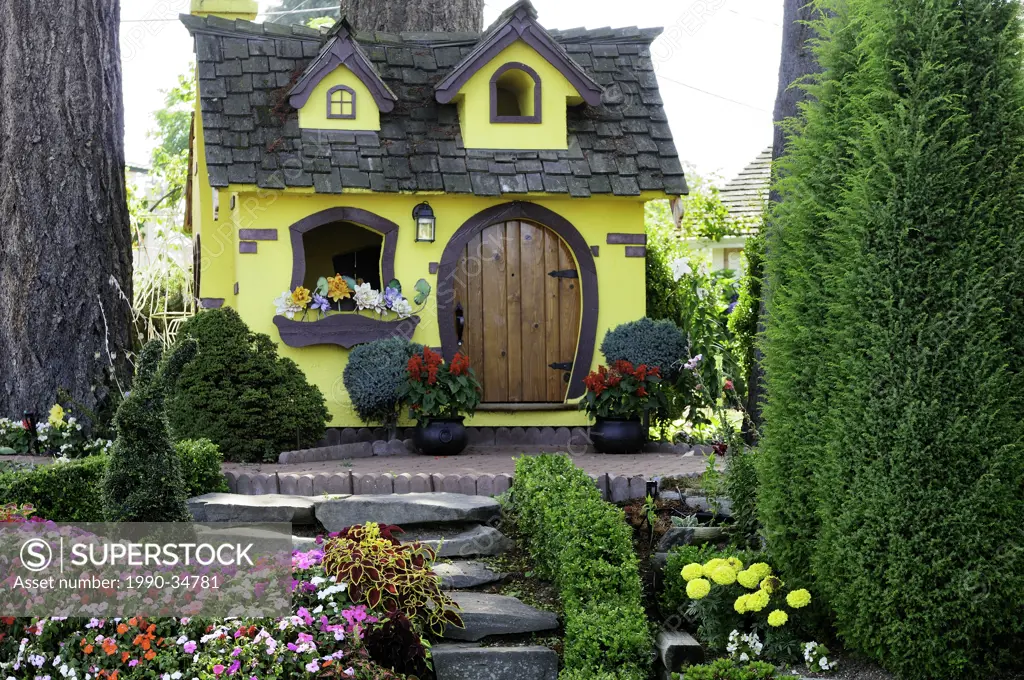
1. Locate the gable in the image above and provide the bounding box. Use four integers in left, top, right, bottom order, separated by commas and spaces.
297, 64, 381, 132
454, 40, 582, 150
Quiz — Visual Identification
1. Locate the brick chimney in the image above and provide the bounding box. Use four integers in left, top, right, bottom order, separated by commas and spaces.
190, 0, 258, 20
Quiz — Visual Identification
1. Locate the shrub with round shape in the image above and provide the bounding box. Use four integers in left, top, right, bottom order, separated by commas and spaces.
343, 337, 423, 428
599, 317, 687, 377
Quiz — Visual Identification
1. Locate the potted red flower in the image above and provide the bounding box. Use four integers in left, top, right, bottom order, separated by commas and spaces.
579, 360, 668, 454
400, 348, 482, 455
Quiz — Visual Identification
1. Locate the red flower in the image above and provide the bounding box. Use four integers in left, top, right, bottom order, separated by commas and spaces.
636, 386, 648, 397
423, 347, 443, 368
724, 379, 734, 391
450, 352, 471, 376
635, 365, 648, 380
407, 355, 423, 381
607, 375, 622, 387
648, 365, 661, 377
427, 364, 439, 386
613, 359, 635, 375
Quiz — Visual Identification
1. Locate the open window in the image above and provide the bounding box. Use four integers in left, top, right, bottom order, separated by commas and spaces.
301, 221, 383, 300
490, 62, 542, 123
327, 85, 356, 120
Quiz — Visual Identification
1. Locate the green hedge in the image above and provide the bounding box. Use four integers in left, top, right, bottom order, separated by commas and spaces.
175, 438, 229, 498
510, 455, 650, 680
0, 456, 107, 522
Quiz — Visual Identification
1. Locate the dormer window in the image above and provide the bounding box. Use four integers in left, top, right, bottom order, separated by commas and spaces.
490, 62, 541, 123
327, 85, 356, 119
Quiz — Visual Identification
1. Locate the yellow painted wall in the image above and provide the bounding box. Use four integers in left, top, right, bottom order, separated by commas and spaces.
191, 104, 236, 301
455, 41, 583, 150
213, 189, 648, 426
190, 0, 257, 20
298, 65, 381, 132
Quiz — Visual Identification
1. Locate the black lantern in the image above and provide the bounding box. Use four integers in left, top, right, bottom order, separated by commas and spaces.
412, 202, 436, 242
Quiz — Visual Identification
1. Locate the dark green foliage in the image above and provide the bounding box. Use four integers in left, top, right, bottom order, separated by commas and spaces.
103, 340, 194, 522
646, 220, 689, 325
727, 231, 765, 401
725, 447, 760, 549
761, 1, 1024, 677
166, 308, 330, 463
175, 439, 229, 498
600, 317, 687, 375
343, 338, 422, 427
510, 455, 650, 679
0, 456, 107, 522
678, 659, 777, 680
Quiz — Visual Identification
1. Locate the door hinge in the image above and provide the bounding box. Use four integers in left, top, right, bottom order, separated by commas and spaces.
548, 362, 573, 371
548, 269, 579, 279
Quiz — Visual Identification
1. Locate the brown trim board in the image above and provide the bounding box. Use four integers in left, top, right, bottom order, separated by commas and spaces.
607, 233, 646, 245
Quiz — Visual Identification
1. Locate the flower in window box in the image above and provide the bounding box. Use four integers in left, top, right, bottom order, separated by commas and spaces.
274, 291, 303, 319
391, 297, 413, 319
353, 283, 384, 313
311, 293, 331, 316
327, 274, 352, 302
291, 286, 312, 308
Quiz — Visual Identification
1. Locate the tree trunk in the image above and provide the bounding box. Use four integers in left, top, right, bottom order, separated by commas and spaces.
745, 0, 823, 439
339, 0, 485, 33
0, 1, 133, 421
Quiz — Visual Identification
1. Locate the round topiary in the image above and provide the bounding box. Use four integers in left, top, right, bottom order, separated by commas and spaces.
165, 308, 330, 463
600, 317, 687, 376
343, 337, 423, 428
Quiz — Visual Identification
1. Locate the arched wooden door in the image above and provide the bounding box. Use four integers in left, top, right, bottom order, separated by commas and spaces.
452, 220, 582, 403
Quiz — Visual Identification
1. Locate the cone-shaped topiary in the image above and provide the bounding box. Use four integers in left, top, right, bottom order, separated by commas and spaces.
762, 1, 1024, 677
165, 308, 329, 463
103, 340, 196, 522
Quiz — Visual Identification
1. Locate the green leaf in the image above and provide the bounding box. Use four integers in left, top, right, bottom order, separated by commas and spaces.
342, 275, 358, 291
315, 277, 329, 297
413, 278, 432, 305
387, 278, 402, 293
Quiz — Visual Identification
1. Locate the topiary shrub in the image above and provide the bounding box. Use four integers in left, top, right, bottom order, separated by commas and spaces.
103, 340, 194, 522
174, 438, 229, 498
600, 317, 687, 377
0, 456, 107, 522
165, 308, 330, 463
343, 337, 422, 428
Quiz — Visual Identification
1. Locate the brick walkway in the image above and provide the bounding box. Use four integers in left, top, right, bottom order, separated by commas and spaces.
224, 449, 713, 480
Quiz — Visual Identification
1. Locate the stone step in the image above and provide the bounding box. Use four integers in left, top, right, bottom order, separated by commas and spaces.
657, 631, 704, 672
433, 560, 505, 589
432, 644, 558, 680
315, 493, 501, 532
188, 493, 319, 524
404, 524, 514, 558
442, 592, 558, 642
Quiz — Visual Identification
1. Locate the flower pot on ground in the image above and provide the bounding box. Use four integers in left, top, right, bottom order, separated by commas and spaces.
579, 360, 668, 454
399, 348, 482, 456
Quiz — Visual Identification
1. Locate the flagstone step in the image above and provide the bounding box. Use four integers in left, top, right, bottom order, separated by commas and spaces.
315, 492, 501, 532
187, 493, 319, 524
433, 560, 505, 589
432, 644, 558, 680
403, 524, 514, 558
441, 592, 558, 642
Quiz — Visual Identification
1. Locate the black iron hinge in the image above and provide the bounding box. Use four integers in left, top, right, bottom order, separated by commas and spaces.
548, 362, 573, 371
548, 269, 579, 279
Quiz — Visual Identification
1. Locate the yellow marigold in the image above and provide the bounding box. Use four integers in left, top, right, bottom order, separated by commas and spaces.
291, 286, 312, 308
786, 588, 812, 609
686, 578, 712, 600
702, 558, 729, 577
767, 609, 789, 627
746, 589, 770, 612
711, 565, 737, 586
681, 563, 705, 582
737, 569, 761, 590
749, 562, 772, 580
47, 404, 65, 428
733, 594, 749, 614
327, 274, 352, 302
760, 575, 783, 594
726, 557, 744, 573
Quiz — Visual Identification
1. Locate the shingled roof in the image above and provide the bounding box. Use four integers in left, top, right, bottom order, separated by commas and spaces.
180, 8, 687, 198
719, 147, 771, 228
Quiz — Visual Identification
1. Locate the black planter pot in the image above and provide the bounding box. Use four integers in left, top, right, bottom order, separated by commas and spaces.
413, 417, 468, 456
590, 417, 646, 454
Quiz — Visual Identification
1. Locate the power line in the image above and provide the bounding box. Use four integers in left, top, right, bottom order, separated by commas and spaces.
656, 74, 772, 114
122, 6, 334, 23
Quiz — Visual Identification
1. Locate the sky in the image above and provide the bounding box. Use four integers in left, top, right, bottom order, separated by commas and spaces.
121, 0, 782, 186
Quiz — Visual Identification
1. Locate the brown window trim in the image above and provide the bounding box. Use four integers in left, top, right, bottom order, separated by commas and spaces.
327, 85, 357, 120
490, 62, 542, 124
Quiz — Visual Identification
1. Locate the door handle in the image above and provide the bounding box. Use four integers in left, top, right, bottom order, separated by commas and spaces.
455, 302, 465, 346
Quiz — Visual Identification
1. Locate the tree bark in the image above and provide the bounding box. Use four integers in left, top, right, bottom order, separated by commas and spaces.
339, 0, 485, 33
0, 1, 133, 420
745, 0, 824, 438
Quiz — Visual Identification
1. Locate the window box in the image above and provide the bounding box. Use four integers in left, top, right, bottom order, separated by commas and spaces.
274, 313, 420, 349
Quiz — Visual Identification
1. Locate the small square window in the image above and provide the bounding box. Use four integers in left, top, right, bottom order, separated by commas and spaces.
327, 85, 356, 119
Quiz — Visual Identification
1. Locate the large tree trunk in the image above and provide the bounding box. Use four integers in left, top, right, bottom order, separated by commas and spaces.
745, 0, 823, 438
339, 0, 484, 33
0, 1, 133, 420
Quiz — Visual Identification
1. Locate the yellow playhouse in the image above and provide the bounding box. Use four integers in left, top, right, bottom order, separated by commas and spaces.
182, 0, 687, 427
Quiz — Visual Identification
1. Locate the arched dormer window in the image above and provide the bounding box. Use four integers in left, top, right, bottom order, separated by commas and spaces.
327, 85, 356, 120
490, 62, 542, 123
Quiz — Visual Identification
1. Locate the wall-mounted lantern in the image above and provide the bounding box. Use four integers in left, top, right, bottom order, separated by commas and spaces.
413, 202, 436, 243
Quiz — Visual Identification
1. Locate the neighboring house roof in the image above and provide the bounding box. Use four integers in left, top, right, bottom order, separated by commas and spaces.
179, 7, 686, 197
434, 1, 603, 106
719, 146, 771, 227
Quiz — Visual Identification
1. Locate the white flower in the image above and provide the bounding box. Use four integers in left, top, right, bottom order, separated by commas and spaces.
274, 291, 302, 319
670, 257, 692, 281
353, 283, 384, 313
739, 653, 749, 662
391, 297, 413, 319
698, 260, 710, 277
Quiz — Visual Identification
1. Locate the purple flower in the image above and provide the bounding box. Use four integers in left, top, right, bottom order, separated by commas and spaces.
311, 293, 331, 314
183, 641, 197, 654
383, 286, 402, 309
228, 660, 241, 675
213, 664, 225, 676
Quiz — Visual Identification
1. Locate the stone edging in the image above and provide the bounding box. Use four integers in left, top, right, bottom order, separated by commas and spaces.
223, 471, 706, 502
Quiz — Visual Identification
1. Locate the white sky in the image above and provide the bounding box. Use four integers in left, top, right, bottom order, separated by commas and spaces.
121, 0, 782, 185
